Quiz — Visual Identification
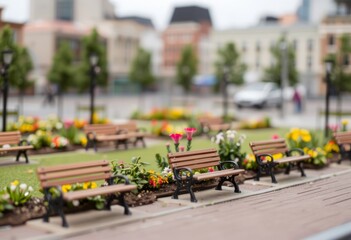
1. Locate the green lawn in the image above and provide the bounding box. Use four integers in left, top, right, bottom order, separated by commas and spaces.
0, 127, 321, 197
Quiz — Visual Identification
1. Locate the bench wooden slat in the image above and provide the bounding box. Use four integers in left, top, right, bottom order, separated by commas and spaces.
168, 152, 219, 163
63, 184, 137, 201
171, 157, 220, 168
40, 173, 112, 188
253, 148, 289, 156
37, 160, 110, 173
39, 166, 111, 181
249, 138, 286, 146
250, 142, 287, 151
0, 145, 33, 152
271, 155, 310, 164
194, 169, 245, 181
168, 148, 217, 157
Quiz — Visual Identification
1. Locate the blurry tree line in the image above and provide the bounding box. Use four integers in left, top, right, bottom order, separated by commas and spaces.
2, 23, 351, 113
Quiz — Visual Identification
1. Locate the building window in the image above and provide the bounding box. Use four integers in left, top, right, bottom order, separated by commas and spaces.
328, 35, 335, 46
256, 41, 261, 52
293, 39, 298, 51
56, 0, 74, 21
242, 42, 247, 53
307, 56, 312, 70
343, 54, 349, 66
307, 39, 313, 52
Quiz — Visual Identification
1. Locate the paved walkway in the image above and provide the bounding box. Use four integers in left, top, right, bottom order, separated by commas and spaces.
1, 162, 351, 240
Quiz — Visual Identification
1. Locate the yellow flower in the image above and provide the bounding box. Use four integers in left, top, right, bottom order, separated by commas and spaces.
90, 182, 97, 189
62, 184, 71, 193
342, 119, 349, 125
11, 180, 19, 186
272, 153, 283, 159
301, 134, 311, 142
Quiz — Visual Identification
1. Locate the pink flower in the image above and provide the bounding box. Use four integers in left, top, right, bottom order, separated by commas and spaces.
184, 128, 197, 141
64, 120, 74, 129
179, 146, 185, 152
272, 134, 279, 139
169, 133, 183, 144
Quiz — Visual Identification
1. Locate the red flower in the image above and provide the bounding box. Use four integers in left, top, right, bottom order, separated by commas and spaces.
184, 128, 197, 140
169, 133, 183, 144
272, 134, 279, 139
179, 146, 185, 152
208, 167, 214, 172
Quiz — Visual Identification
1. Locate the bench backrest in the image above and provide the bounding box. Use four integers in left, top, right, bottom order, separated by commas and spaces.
249, 138, 289, 156
167, 148, 220, 170
334, 131, 351, 145
0, 131, 22, 146
115, 121, 138, 133
83, 124, 117, 136
198, 116, 223, 125
37, 160, 112, 188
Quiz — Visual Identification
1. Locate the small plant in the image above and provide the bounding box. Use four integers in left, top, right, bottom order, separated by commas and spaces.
51, 135, 69, 149
111, 157, 149, 191
212, 130, 247, 166
0, 189, 13, 218
5, 180, 33, 207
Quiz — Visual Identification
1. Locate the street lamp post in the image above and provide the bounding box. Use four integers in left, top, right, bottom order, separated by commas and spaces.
89, 53, 98, 124
1, 50, 13, 132
324, 60, 333, 138
280, 39, 288, 119
222, 66, 229, 119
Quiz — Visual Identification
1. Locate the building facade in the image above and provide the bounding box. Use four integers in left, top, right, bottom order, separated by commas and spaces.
0, 8, 24, 45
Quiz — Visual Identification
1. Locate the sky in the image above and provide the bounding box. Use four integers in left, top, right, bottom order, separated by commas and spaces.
0, 0, 301, 30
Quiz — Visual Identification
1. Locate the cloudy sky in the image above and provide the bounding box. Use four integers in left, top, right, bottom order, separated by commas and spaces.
0, 0, 301, 29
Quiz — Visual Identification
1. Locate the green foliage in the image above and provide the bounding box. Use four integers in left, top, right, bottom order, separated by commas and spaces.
155, 153, 169, 170
129, 48, 155, 91
176, 45, 197, 93
214, 42, 247, 92
263, 37, 298, 87
0, 25, 34, 90
0, 189, 14, 217
27, 130, 52, 149
5, 180, 33, 206
75, 28, 108, 92
325, 34, 351, 93
111, 157, 149, 191
213, 131, 247, 167
47, 41, 75, 93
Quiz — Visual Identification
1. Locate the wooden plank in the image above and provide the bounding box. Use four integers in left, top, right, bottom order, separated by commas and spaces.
194, 169, 245, 181
37, 160, 109, 174
250, 138, 286, 147
38, 166, 111, 181
250, 142, 287, 151
63, 184, 137, 201
168, 148, 217, 158
253, 148, 288, 156
168, 152, 219, 163
171, 157, 220, 168
40, 173, 111, 188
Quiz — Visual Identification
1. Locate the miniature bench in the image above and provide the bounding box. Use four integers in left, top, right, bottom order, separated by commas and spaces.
37, 160, 137, 228
167, 148, 245, 202
198, 116, 231, 137
0, 131, 33, 163
334, 131, 351, 164
115, 121, 146, 148
249, 138, 310, 183
84, 124, 130, 151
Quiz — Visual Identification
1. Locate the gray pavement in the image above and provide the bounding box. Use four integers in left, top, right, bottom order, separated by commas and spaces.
1, 162, 351, 240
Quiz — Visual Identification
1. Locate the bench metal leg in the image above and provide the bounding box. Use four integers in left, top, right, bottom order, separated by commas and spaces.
215, 177, 225, 190
118, 193, 131, 215
284, 163, 291, 175
232, 176, 241, 193
297, 162, 306, 177
172, 181, 181, 200
186, 182, 197, 203
16, 151, 29, 163
255, 166, 261, 181
267, 164, 278, 183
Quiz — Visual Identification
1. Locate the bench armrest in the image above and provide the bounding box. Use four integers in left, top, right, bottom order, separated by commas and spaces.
287, 148, 304, 156
108, 174, 131, 185
219, 161, 240, 170
43, 186, 63, 201
256, 154, 275, 166
173, 167, 193, 181
18, 139, 31, 146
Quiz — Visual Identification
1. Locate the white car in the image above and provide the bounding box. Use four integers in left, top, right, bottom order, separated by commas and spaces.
234, 82, 282, 109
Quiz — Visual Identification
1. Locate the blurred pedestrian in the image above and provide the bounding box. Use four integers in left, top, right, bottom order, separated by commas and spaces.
292, 88, 302, 113
43, 84, 55, 106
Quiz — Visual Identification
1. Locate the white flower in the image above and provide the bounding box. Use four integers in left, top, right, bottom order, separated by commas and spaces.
226, 130, 237, 140
28, 186, 34, 192
72, 200, 80, 207
2, 144, 10, 149
215, 132, 224, 144
24, 192, 29, 197
55, 122, 63, 130
10, 185, 16, 191
20, 183, 27, 190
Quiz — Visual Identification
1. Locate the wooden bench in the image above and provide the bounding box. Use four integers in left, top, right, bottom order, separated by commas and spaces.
167, 148, 245, 202
84, 124, 130, 151
249, 138, 310, 183
37, 160, 137, 228
334, 131, 351, 164
0, 131, 33, 163
115, 121, 146, 148
198, 116, 231, 137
